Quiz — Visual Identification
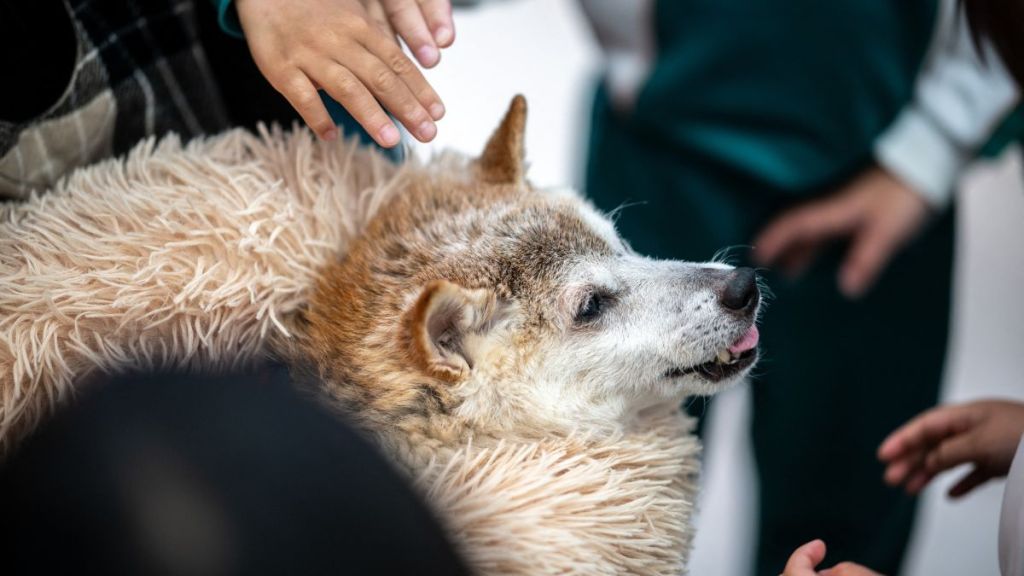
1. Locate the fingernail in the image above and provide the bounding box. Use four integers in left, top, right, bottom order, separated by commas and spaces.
416, 45, 439, 67
429, 102, 445, 120
378, 124, 400, 147
322, 128, 338, 141
417, 121, 436, 141
434, 26, 453, 46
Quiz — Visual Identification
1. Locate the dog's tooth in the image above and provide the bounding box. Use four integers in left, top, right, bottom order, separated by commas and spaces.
717, 349, 732, 364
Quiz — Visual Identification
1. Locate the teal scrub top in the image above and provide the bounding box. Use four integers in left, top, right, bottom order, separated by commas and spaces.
625, 0, 937, 196
584, 0, 938, 260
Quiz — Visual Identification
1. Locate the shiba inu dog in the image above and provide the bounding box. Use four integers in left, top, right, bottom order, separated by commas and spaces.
290, 95, 761, 466
0, 95, 760, 574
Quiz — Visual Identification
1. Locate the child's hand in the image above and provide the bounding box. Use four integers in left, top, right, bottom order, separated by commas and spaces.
235, 0, 452, 147
783, 540, 883, 576
878, 400, 1024, 497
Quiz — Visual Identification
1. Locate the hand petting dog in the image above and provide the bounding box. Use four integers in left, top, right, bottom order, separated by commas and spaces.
754, 166, 930, 299
236, 0, 452, 146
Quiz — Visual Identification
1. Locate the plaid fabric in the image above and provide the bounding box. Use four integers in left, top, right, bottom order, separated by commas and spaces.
0, 0, 229, 198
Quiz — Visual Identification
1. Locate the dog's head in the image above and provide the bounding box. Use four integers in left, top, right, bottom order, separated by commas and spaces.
302, 96, 761, 436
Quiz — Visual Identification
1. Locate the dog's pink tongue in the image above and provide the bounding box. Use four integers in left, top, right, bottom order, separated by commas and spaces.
728, 325, 760, 354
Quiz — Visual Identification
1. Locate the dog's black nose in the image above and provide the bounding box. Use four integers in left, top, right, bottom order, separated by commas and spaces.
717, 267, 759, 312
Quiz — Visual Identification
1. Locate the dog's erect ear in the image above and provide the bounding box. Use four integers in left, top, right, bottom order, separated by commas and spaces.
475, 94, 527, 185
404, 280, 504, 382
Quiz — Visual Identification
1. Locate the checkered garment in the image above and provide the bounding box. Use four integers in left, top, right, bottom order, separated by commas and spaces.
0, 0, 230, 199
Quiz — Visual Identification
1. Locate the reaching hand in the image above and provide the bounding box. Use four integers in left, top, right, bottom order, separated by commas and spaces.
236, 0, 453, 147
783, 540, 883, 576
753, 167, 931, 299
878, 400, 1024, 497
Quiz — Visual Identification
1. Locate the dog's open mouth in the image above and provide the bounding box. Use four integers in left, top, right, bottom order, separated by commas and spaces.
664, 325, 759, 382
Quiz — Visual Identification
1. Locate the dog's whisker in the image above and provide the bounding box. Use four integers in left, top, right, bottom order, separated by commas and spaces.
605, 200, 647, 223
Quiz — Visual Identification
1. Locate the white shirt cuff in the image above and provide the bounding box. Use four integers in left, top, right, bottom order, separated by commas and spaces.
873, 107, 968, 210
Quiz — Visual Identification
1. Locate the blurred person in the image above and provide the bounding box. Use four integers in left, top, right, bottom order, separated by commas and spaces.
577, 0, 1019, 573
784, 1, 1024, 573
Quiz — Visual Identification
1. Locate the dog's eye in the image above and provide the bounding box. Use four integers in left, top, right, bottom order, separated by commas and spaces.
575, 291, 609, 324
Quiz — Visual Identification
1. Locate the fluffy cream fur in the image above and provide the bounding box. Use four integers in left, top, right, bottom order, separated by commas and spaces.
421, 411, 699, 575
0, 127, 700, 574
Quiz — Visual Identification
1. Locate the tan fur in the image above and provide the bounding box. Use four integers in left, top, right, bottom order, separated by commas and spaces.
0, 126, 410, 453
0, 99, 701, 574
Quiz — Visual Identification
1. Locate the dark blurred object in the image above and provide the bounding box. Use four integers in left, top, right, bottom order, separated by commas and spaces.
963, 0, 1024, 85
0, 1, 78, 123
0, 368, 470, 576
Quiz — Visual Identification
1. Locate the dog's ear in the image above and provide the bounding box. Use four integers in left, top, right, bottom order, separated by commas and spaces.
475, 94, 527, 185
404, 280, 504, 382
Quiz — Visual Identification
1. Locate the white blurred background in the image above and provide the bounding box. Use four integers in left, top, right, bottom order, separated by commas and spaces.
408, 1, 1024, 574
